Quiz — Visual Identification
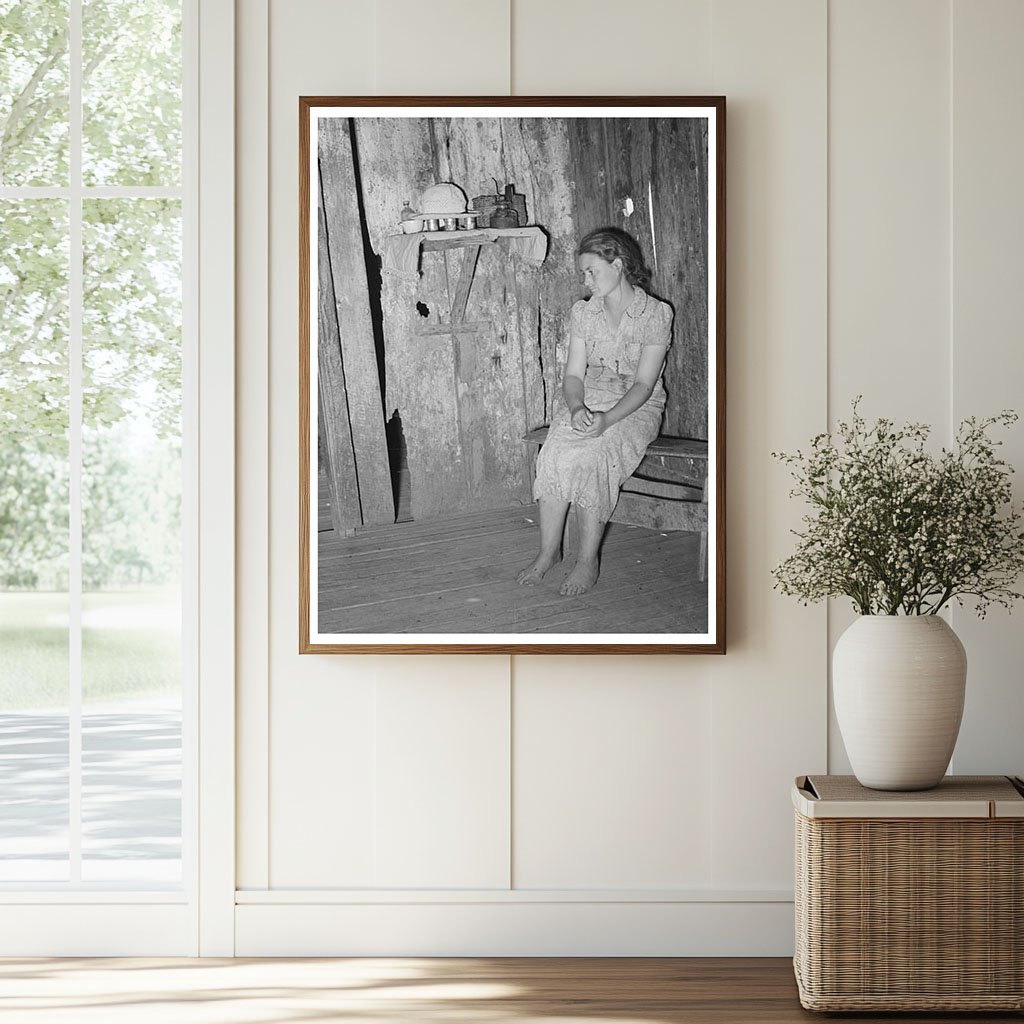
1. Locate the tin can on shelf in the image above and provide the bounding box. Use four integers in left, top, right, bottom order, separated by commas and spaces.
441, 216, 459, 231
423, 217, 441, 232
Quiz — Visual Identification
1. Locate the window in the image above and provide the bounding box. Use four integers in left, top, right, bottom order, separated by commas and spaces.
0, 0, 192, 890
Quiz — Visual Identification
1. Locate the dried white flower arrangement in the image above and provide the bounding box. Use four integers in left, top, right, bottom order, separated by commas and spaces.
772, 401, 1024, 616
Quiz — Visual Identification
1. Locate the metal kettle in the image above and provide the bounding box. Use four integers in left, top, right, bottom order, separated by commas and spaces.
490, 184, 520, 228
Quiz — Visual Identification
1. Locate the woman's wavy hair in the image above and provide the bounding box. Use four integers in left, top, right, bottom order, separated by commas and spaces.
577, 226, 652, 290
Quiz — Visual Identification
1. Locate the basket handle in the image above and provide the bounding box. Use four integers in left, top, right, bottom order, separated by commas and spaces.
796, 776, 820, 800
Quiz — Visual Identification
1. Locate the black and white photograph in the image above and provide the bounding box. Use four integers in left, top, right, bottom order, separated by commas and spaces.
300, 98, 725, 653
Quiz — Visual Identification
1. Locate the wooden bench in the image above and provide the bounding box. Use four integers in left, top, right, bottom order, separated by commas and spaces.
523, 427, 709, 581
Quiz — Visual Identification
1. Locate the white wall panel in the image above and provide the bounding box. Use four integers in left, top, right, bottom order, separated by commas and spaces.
827, 0, 951, 773
265, 0, 376, 888
269, 667, 378, 886
707, 0, 828, 889
374, 660, 511, 888
512, 0, 711, 94
509, 0, 827, 899
949, 0, 1024, 778
376, 0, 510, 95
513, 657, 713, 889
265, 0, 514, 893
368, 0, 514, 892
828, 0, 950, 423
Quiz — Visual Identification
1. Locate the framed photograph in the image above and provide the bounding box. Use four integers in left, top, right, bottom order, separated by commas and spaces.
300, 96, 725, 653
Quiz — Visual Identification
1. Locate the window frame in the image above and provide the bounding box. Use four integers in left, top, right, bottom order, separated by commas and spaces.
0, 0, 235, 955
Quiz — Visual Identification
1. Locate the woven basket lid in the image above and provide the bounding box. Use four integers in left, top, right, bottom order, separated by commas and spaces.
419, 182, 467, 216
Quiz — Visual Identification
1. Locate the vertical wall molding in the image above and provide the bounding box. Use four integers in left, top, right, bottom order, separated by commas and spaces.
198, 0, 237, 955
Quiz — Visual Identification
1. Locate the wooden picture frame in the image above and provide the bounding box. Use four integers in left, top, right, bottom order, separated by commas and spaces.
300, 96, 725, 653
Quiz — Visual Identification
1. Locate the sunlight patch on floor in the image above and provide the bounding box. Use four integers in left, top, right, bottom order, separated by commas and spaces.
0, 958, 687, 1023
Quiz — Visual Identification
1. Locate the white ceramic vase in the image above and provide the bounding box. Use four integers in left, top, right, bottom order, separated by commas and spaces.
833, 615, 967, 791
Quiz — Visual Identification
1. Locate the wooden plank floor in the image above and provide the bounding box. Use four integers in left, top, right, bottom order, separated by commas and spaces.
317, 503, 708, 635
1, 957, 1019, 1022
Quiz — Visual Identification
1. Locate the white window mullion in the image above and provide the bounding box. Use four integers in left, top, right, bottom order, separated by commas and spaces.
181, 0, 200, 913
0, 187, 182, 199
68, 0, 83, 885
0, 187, 68, 199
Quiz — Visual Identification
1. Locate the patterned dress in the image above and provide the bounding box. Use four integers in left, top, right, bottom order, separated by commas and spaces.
533, 287, 673, 521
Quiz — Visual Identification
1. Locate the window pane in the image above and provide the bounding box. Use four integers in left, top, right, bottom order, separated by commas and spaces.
82, 0, 181, 187
0, 1, 70, 186
0, 199, 70, 880
81, 623, 181, 883
81, 198, 181, 883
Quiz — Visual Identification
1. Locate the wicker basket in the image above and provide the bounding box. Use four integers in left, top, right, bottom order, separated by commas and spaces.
793, 775, 1024, 1012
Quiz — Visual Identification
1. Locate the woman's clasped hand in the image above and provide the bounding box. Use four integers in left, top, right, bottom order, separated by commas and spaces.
570, 406, 606, 437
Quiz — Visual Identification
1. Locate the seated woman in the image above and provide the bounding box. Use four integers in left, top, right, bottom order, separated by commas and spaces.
517, 226, 673, 596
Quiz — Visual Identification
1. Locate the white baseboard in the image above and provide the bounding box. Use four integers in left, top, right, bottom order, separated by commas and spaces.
0, 904, 195, 956
235, 898, 795, 956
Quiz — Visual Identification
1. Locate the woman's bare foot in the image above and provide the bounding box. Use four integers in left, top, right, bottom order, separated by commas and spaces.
560, 558, 599, 596
516, 552, 560, 586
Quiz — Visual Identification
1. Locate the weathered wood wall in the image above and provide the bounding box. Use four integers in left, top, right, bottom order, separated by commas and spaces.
353, 117, 575, 521
567, 118, 710, 440
318, 115, 708, 523
317, 120, 395, 528
316, 187, 360, 534
352, 118, 480, 522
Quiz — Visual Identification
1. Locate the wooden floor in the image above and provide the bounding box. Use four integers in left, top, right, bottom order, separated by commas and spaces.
317, 503, 708, 635
1, 957, 1019, 1022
